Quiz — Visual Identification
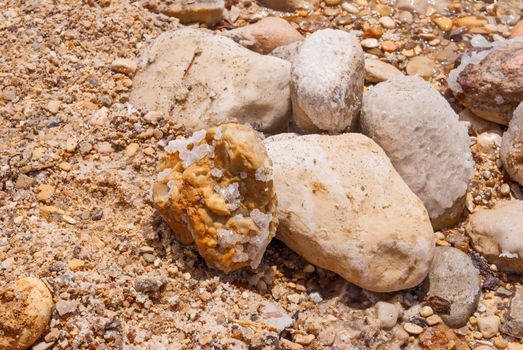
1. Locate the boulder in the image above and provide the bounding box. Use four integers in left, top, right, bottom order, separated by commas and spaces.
0, 277, 53, 350
361, 76, 474, 229
501, 103, 523, 186
221, 17, 303, 54
142, 0, 224, 25
466, 200, 523, 273
257, 0, 319, 12
448, 39, 523, 125
424, 247, 481, 328
264, 133, 435, 292
152, 124, 278, 272
130, 28, 291, 133
290, 29, 364, 133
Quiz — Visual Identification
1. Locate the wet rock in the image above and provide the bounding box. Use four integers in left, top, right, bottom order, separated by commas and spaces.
143, 0, 224, 25
290, 29, 364, 133
222, 17, 303, 55
257, 0, 319, 11
0, 277, 53, 350
365, 59, 403, 83
466, 201, 523, 273
406, 56, 435, 80
503, 285, 523, 338
425, 247, 481, 328
152, 124, 277, 272
448, 39, 523, 125
130, 28, 291, 133
396, 0, 448, 14
501, 103, 523, 186
361, 76, 474, 229
264, 133, 434, 292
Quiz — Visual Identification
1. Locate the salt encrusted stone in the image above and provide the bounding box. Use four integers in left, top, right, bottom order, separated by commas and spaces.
0, 277, 53, 350
290, 29, 364, 134
466, 200, 523, 273
361, 76, 474, 229
501, 103, 523, 186
264, 133, 434, 292
152, 123, 278, 272
448, 38, 523, 125
130, 28, 291, 133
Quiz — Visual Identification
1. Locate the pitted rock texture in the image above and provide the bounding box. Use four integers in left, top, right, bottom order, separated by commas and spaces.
152, 123, 278, 273
501, 103, 523, 186
290, 29, 364, 134
424, 247, 481, 328
448, 39, 523, 125
0, 277, 53, 350
130, 28, 291, 133
264, 133, 435, 293
143, 0, 224, 25
361, 76, 474, 229
466, 200, 523, 273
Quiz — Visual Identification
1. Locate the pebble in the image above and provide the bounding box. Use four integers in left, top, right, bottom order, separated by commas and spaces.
477, 316, 500, 339
403, 322, 424, 335
375, 302, 399, 329
364, 59, 403, 83
47, 100, 61, 114
68, 258, 85, 271
381, 40, 398, 52
426, 314, 442, 326
361, 38, 379, 49
379, 16, 395, 29
406, 56, 435, 80
294, 334, 315, 345
15, 174, 33, 189
55, 300, 79, 316
110, 58, 137, 76
432, 15, 453, 31
342, 2, 359, 14
420, 306, 434, 317
36, 184, 55, 202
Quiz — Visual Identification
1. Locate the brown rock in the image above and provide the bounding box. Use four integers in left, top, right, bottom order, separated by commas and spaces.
511, 20, 523, 38
143, 0, 224, 25
419, 324, 470, 350
152, 124, 277, 272
500, 103, 523, 186
406, 56, 435, 80
0, 278, 53, 350
222, 17, 303, 55
503, 285, 523, 338
257, 0, 319, 12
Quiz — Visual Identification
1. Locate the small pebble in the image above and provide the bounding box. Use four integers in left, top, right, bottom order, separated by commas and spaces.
403, 322, 424, 335
361, 38, 379, 49
426, 314, 442, 325
420, 306, 434, 317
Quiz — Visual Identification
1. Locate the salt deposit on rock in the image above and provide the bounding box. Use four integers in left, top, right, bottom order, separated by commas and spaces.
361, 76, 474, 229
152, 123, 278, 272
0, 277, 53, 350
466, 201, 523, 273
448, 38, 523, 125
130, 28, 291, 133
290, 29, 364, 134
424, 247, 481, 328
257, 0, 319, 11
501, 103, 523, 186
264, 133, 435, 292
221, 17, 303, 54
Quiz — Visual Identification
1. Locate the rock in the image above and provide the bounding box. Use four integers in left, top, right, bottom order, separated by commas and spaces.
503, 285, 523, 338
459, 109, 502, 135
361, 38, 379, 49
473, 132, 501, 156
375, 302, 399, 329
466, 201, 523, 273
512, 20, 523, 38
406, 56, 435, 80
426, 314, 442, 326
424, 247, 481, 328
477, 316, 500, 339
270, 41, 302, 63
221, 17, 303, 55
404, 322, 424, 335
0, 277, 53, 350
55, 300, 79, 316
152, 124, 278, 272
142, 0, 224, 25
46, 100, 60, 114
501, 103, 523, 186
365, 59, 403, 83
396, 0, 448, 14
361, 76, 473, 229
257, 0, 319, 11
15, 174, 33, 189
260, 302, 293, 332
110, 58, 137, 76
420, 306, 434, 317
130, 28, 291, 133
264, 133, 435, 292
448, 39, 523, 125
290, 29, 364, 133
36, 184, 55, 202
419, 324, 470, 350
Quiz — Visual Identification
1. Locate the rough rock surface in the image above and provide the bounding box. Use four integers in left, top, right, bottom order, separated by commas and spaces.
503, 286, 523, 338
365, 59, 403, 83
424, 247, 481, 328
290, 29, 364, 134
130, 28, 291, 133
264, 133, 435, 292
0, 277, 53, 350
448, 39, 523, 125
270, 41, 302, 63
466, 201, 523, 273
257, 0, 319, 11
142, 0, 224, 25
501, 103, 523, 186
152, 123, 278, 272
361, 76, 474, 229
221, 17, 303, 54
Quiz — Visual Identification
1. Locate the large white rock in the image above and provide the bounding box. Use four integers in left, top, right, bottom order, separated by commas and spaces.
264, 133, 435, 292
290, 29, 364, 134
361, 76, 474, 229
466, 200, 523, 273
130, 28, 291, 133
501, 102, 523, 186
